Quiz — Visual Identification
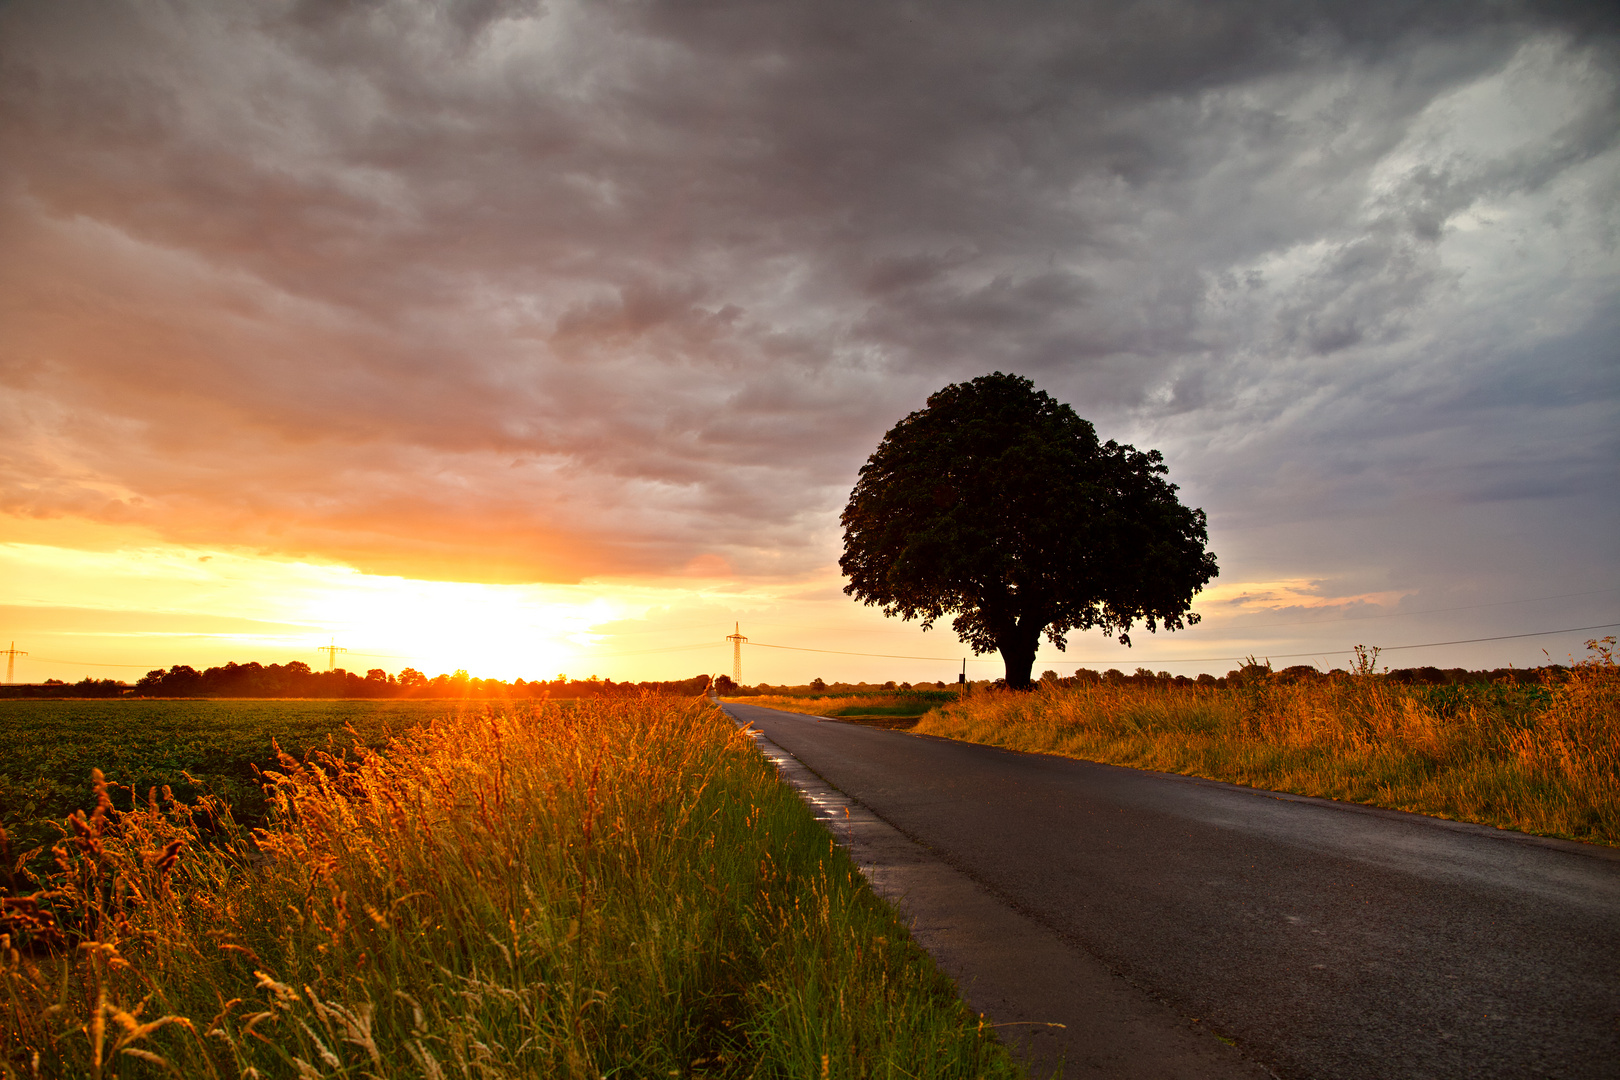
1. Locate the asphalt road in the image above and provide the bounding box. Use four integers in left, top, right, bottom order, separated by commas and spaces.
722, 701, 1620, 1080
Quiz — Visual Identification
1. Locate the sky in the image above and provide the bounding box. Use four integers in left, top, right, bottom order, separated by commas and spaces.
2, 0, 1617, 686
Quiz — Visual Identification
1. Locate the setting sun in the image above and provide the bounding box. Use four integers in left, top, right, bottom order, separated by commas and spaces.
0, 528, 733, 682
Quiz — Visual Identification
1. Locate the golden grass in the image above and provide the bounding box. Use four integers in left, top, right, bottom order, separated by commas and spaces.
915, 642, 1619, 846
2, 698, 1020, 1079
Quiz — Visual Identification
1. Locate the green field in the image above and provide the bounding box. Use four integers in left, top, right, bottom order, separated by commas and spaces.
0, 699, 484, 859
1, 698, 1020, 1078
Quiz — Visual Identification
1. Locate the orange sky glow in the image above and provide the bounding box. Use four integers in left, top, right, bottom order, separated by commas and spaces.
2, 2, 1615, 686
6, 515, 1610, 686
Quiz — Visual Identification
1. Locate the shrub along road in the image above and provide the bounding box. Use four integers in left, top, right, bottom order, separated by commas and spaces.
721, 701, 1620, 1080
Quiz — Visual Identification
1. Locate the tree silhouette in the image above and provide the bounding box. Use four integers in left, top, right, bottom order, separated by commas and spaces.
840, 372, 1217, 688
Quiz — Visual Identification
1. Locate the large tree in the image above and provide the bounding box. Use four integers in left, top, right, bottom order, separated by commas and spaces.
840, 372, 1217, 688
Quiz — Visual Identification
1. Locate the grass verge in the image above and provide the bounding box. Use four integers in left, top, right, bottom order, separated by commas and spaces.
2, 698, 1020, 1079
914, 641, 1619, 846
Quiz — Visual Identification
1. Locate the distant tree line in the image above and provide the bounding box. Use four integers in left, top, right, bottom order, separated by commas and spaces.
0, 677, 130, 698
737, 663, 1573, 698
1055, 662, 1564, 690
0, 659, 1569, 700
0, 662, 716, 699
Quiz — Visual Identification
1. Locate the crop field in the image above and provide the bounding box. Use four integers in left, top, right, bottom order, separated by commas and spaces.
0, 699, 479, 859
1, 697, 1019, 1079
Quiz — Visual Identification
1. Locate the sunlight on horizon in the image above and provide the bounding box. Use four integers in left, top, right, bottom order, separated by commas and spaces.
6, 525, 1606, 686
0, 535, 757, 681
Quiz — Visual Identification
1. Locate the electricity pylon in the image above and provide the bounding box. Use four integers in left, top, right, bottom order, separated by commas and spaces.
318, 639, 347, 670
2, 641, 25, 684
726, 623, 747, 685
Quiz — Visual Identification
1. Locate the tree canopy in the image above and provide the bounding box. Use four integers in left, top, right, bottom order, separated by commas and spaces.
840, 372, 1218, 688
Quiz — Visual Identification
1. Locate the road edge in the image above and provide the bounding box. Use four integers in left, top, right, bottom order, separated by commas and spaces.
725, 702, 1277, 1080
896, 728, 1620, 863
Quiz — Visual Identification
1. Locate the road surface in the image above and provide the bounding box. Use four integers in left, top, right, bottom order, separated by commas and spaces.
722, 701, 1620, 1080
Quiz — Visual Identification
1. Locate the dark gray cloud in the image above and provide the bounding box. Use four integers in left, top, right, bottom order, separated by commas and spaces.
0, 0, 1615, 619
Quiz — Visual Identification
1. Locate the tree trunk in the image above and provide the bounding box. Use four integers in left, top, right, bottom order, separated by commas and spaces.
999, 625, 1042, 689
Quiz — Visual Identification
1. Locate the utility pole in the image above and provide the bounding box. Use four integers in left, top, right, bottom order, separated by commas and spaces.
2, 642, 25, 684
726, 623, 747, 685
318, 639, 347, 671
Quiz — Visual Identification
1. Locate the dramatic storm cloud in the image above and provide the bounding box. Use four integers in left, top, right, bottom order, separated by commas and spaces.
2, 0, 1617, 676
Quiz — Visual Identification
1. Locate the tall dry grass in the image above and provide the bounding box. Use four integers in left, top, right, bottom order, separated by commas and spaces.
916, 640, 1619, 846
2, 698, 1019, 1079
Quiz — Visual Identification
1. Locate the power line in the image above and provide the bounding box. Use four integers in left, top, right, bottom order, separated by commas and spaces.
317, 639, 347, 670
727, 623, 748, 683
586, 619, 748, 638
743, 621, 1620, 668
10, 622, 1611, 681
3, 642, 26, 684
603, 586, 1620, 644
748, 641, 969, 662
1034, 621, 1620, 666
1218, 585, 1620, 631
15, 641, 723, 673
350, 640, 727, 661
586, 642, 724, 659
1372, 624, 1620, 653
